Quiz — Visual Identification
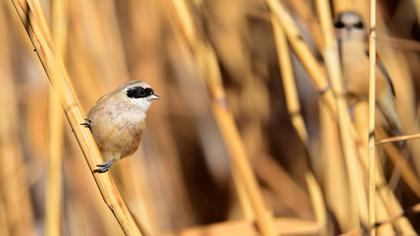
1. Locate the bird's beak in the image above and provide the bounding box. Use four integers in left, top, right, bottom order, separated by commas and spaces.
149, 94, 160, 101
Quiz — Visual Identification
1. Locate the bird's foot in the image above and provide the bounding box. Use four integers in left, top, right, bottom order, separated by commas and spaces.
80, 119, 92, 129
93, 160, 113, 173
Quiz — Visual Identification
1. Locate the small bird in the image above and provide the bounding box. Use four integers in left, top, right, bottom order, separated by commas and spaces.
334, 11, 401, 132
82, 80, 159, 173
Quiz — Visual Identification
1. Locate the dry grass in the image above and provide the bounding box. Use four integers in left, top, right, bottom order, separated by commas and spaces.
1, 0, 419, 235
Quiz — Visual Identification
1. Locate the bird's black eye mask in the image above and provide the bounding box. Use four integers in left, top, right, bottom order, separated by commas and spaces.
334, 20, 364, 30
334, 20, 345, 29
354, 21, 364, 29
126, 86, 154, 99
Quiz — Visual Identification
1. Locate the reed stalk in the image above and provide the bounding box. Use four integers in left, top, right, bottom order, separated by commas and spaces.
368, 1, 377, 234
284, 0, 324, 53
271, 14, 308, 144
46, 87, 64, 236
256, 155, 312, 219
160, 217, 319, 236
377, 132, 420, 144
45, 0, 67, 235
265, 0, 336, 116
305, 172, 327, 235
413, 0, 420, 22
340, 203, 420, 236
271, 12, 326, 232
0, 199, 7, 236
377, 128, 420, 197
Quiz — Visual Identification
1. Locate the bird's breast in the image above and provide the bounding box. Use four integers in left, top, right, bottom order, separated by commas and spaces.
89, 105, 146, 159
341, 40, 389, 97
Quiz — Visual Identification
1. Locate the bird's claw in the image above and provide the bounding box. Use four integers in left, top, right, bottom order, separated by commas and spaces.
93, 160, 113, 173
80, 119, 92, 129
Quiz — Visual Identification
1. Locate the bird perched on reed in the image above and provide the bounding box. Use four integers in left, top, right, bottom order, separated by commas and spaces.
82, 80, 159, 173
334, 11, 401, 132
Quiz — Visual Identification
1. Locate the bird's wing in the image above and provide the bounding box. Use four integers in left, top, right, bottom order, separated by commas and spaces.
364, 49, 396, 97
337, 38, 343, 67
96, 82, 134, 104
96, 90, 119, 104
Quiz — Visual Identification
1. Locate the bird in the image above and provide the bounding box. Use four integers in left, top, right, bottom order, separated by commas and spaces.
81, 80, 159, 173
334, 11, 401, 132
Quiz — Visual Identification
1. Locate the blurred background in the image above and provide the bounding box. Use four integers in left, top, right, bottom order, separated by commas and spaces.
1, 0, 420, 235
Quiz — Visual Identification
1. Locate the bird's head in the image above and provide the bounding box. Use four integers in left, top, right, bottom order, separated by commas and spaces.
124, 80, 159, 111
334, 11, 366, 40
98, 80, 159, 112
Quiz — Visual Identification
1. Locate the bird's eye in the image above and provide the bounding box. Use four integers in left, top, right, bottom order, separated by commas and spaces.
354, 22, 364, 29
127, 86, 148, 98
144, 88, 154, 96
334, 21, 345, 29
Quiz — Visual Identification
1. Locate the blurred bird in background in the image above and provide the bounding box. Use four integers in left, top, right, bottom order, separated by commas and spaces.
334, 11, 401, 133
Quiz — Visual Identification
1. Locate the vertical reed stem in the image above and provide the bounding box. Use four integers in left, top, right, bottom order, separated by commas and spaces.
46, 87, 64, 236
368, 0, 377, 234
45, 0, 66, 234
271, 15, 308, 144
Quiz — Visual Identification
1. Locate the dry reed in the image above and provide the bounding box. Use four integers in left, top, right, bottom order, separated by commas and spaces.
46, 87, 64, 236
271, 10, 327, 233
368, 1, 378, 233
266, 0, 337, 116
45, 0, 67, 235
271, 14, 308, 144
